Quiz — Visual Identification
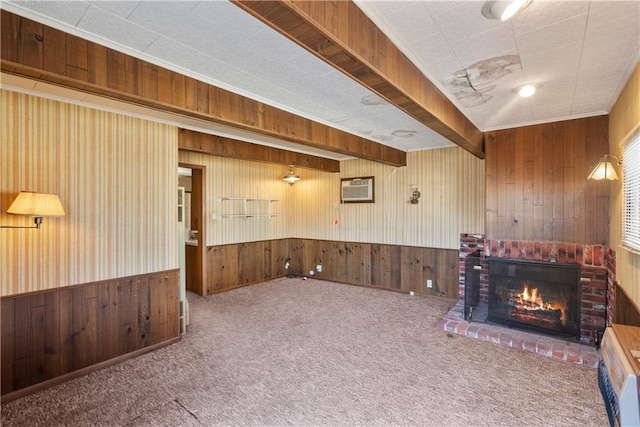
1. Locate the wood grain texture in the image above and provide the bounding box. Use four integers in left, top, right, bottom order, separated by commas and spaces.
616, 284, 640, 327
609, 61, 640, 314
0, 10, 405, 167
485, 116, 610, 245
0, 270, 179, 396
178, 129, 340, 173
288, 238, 459, 298
232, 0, 484, 159
205, 239, 290, 295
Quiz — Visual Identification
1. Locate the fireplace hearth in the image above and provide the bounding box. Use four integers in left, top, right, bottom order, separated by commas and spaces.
488, 259, 581, 340
459, 234, 613, 346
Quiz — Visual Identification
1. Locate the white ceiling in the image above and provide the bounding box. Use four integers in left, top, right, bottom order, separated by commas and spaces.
2, 1, 639, 159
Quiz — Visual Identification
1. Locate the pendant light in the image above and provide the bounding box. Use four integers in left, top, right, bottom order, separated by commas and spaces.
283, 165, 301, 186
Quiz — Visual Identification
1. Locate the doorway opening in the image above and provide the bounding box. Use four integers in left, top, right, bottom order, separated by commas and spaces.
179, 163, 206, 297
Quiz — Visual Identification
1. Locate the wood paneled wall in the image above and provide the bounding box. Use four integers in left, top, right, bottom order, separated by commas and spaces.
180, 147, 484, 251
1, 90, 178, 296
206, 239, 289, 295
0, 9, 404, 167
289, 238, 460, 298
609, 61, 640, 311
485, 116, 610, 245
1, 270, 180, 398
202, 238, 459, 298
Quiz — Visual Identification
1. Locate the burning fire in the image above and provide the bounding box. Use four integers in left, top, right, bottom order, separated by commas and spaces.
511, 283, 566, 324
519, 284, 552, 310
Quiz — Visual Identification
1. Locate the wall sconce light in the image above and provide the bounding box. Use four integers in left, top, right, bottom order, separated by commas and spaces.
283, 165, 301, 186
1, 191, 66, 229
410, 187, 421, 204
588, 155, 621, 181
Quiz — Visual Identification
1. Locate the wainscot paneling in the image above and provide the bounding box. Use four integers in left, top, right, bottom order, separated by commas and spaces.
205, 239, 290, 295
616, 284, 640, 327
1, 90, 178, 296
288, 238, 459, 298
485, 116, 609, 245
1, 270, 180, 400
608, 61, 640, 314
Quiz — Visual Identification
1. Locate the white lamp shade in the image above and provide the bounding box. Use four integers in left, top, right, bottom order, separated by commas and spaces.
7, 192, 66, 216
588, 159, 619, 181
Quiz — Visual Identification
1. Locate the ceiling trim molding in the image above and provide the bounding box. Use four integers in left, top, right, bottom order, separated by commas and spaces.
232, 0, 484, 159
0, 9, 407, 167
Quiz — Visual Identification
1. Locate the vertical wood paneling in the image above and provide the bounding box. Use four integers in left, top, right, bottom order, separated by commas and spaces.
0, 270, 179, 396
1, 298, 15, 394
1, 90, 178, 296
485, 117, 609, 245
287, 238, 459, 298
179, 145, 483, 251
609, 62, 640, 310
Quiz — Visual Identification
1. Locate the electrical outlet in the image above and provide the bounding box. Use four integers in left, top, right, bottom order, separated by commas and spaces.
316, 264, 322, 272
309, 270, 315, 276
427, 279, 433, 288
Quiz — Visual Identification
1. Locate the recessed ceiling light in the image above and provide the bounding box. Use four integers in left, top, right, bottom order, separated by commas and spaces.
481, 0, 532, 21
512, 83, 540, 98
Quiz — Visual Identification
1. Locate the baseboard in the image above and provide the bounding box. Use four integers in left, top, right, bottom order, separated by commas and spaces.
1, 336, 181, 403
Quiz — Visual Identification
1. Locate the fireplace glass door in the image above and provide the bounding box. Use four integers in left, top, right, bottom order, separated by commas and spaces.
488, 259, 581, 339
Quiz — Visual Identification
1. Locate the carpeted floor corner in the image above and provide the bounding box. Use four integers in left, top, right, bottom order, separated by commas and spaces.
1, 277, 608, 426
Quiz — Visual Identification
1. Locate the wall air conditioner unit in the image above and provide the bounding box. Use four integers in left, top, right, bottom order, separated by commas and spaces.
341, 176, 375, 203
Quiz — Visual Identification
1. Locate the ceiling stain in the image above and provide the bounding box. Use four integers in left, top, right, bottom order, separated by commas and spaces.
444, 54, 521, 107
361, 130, 393, 142
391, 130, 417, 138
360, 94, 389, 106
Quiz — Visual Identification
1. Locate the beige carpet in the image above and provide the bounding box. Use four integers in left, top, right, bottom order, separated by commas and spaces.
1, 277, 608, 426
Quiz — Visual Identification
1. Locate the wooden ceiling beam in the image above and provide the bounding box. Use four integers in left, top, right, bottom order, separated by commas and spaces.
233, 0, 485, 159
0, 10, 406, 167
178, 129, 340, 173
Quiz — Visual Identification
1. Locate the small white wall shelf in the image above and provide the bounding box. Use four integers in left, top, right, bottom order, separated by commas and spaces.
219, 197, 278, 219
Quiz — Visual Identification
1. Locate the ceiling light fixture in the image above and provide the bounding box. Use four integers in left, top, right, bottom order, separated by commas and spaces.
512, 83, 541, 98
283, 165, 301, 186
481, 0, 532, 21
588, 154, 621, 181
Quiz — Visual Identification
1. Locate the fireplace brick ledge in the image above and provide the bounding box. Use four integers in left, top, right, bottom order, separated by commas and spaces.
438, 300, 600, 368
459, 235, 616, 346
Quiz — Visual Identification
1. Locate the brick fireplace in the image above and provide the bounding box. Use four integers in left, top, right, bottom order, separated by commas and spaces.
459, 234, 616, 346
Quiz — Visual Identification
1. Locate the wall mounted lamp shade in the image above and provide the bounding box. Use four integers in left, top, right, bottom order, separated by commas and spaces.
283, 165, 301, 186
588, 155, 621, 181
481, 0, 531, 21
3, 191, 65, 228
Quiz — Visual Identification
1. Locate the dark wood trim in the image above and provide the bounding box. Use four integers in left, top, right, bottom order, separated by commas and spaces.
232, 0, 484, 159
1, 336, 181, 403
206, 239, 290, 295
179, 129, 340, 173
1, 9, 406, 167
615, 284, 640, 327
1, 270, 180, 397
